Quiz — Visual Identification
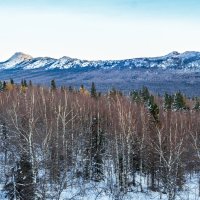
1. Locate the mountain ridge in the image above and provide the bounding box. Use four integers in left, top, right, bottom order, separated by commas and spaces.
1, 51, 200, 96
1, 51, 200, 71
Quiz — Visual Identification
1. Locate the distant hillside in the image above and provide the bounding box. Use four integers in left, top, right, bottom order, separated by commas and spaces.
1, 51, 200, 95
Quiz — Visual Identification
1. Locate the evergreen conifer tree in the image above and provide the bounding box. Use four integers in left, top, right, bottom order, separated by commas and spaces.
29, 80, 32, 87
23, 80, 27, 87
0, 81, 3, 92
173, 91, 187, 110
148, 95, 159, 123
68, 86, 73, 92
4, 154, 35, 200
164, 93, 173, 110
91, 82, 97, 98
3, 81, 7, 91
140, 86, 150, 102
80, 84, 89, 95
21, 79, 27, 87
90, 116, 104, 181
80, 84, 84, 91
16, 153, 35, 200
131, 90, 141, 102
193, 98, 200, 110
84, 116, 104, 182
10, 78, 14, 85
51, 79, 56, 90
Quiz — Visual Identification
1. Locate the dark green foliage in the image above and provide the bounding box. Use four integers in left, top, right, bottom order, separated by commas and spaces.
91, 117, 104, 181
91, 82, 97, 98
118, 156, 124, 190
193, 97, 200, 110
3, 81, 7, 91
130, 90, 141, 102
84, 116, 104, 182
148, 95, 159, 123
130, 87, 159, 121
131, 86, 150, 103
24, 80, 27, 87
0, 81, 3, 92
4, 154, 35, 200
173, 91, 188, 110
16, 154, 35, 200
51, 79, 56, 90
10, 79, 14, 85
29, 80, 32, 87
163, 93, 173, 110
68, 85, 73, 92
80, 84, 84, 90
140, 86, 150, 102
21, 79, 27, 87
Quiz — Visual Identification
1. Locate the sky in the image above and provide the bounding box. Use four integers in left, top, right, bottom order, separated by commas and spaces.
0, 0, 200, 61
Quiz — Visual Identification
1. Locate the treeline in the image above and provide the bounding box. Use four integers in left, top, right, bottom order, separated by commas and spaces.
0, 80, 200, 200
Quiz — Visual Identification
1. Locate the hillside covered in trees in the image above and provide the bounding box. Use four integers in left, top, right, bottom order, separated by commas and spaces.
0, 80, 200, 200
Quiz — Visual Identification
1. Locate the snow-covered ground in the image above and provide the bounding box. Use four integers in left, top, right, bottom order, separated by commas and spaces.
57, 175, 200, 200
1, 175, 198, 199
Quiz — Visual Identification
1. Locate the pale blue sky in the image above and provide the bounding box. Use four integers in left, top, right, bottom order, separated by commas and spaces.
0, 0, 200, 60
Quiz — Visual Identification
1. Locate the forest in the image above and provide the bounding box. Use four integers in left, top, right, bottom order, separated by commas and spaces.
0, 79, 200, 200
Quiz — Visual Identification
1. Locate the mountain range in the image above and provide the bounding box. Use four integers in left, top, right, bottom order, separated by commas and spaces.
1, 51, 200, 96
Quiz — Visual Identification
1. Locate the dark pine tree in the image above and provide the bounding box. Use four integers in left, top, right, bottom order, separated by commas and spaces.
90, 116, 104, 182
163, 93, 173, 110
51, 79, 56, 90
0, 81, 3, 92
3, 81, 7, 91
10, 78, 14, 85
4, 154, 35, 200
148, 95, 159, 123
23, 79, 27, 87
84, 116, 104, 182
29, 80, 32, 87
21, 79, 27, 87
118, 156, 124, 191
68, 85, 73, 92
140, 86, 150, 102
80, 84, 84, 90
131, 90, 141, 102
173, 91, 188, 110
91, 82, 97, 98
193, 98, 200, 110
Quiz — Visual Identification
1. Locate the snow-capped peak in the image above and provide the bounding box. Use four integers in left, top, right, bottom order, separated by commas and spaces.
48, 56, 77, 69
59, 56, 75, 61
166, 51, 180, 57
0, 52, 33, 69
9, 52, 33, 61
